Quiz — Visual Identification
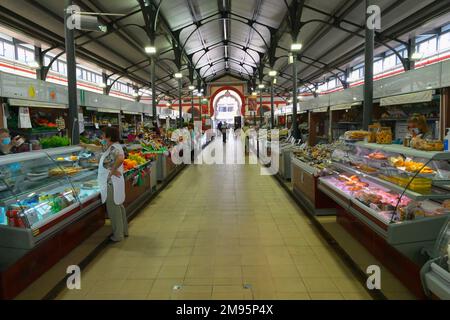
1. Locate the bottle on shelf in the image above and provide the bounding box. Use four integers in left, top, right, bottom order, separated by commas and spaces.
444, 128, 450, 152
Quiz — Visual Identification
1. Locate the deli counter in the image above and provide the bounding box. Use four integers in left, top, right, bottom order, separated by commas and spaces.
315, 141, 450, 298
0, 146, 105, 299
0, 144, 161, 299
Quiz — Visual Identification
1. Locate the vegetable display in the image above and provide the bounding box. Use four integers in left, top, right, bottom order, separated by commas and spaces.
39, 136, 70, 149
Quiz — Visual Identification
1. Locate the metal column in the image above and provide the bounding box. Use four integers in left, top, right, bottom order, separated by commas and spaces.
191, 91, 194, 124
178, 79, 182, 128
151, 57, 157, 119
64, 0, 79, 145
270, 82, 274, 129
362, 0, 375, 130
292, 57, 300, 139
259, 89, 263, 125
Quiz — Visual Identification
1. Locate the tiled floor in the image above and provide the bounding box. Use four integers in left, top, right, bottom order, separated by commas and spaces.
57, 138, 372, 300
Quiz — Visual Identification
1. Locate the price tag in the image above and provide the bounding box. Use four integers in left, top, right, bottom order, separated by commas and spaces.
95, 123, 99, 129
18, 107, 32, 128
64, 193, 75, 203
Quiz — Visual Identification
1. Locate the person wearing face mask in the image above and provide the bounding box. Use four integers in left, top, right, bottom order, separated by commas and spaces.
0, 128, 23, 156
81, 127, 128, 242
406, 114, 431, 143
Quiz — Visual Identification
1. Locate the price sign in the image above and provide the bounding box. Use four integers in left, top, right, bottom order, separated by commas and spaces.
18, 107, 32, 128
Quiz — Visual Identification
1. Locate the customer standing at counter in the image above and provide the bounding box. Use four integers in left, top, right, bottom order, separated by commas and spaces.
81, 127, 128, 243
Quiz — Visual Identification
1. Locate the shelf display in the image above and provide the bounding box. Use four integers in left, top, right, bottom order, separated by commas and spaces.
292, 143, 337, 175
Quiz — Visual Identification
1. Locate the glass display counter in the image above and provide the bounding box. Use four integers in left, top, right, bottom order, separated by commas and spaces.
421, 217, 450, 299
0, 147, 101, 257
290, 143, 338, 216
318, 141, 450, 260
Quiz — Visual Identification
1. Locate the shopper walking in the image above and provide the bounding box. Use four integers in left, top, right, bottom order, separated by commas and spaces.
221, 122, 227, 143
81, 127, 128, 242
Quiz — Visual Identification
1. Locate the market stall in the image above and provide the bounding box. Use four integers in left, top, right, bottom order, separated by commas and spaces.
0, 146, 104, 299
290, 143, 338, 215
5, 99, 69, 151
316, 136, 450, 297
122, 144, 156, 216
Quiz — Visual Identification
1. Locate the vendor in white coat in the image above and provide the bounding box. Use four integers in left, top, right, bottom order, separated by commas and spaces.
81, 127, 128, 242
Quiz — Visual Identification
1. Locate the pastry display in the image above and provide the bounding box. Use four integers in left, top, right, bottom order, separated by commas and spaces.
411, 138, 444, 151
368, 124, 381, 143
344, 130, 369, 140
49, 167, 82, 176
376, 127, 392, 144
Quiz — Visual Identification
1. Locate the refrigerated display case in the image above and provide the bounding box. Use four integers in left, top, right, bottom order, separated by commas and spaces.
319, 142, 450, 254
421, 217, 450, 300
0, 146, 105, 299
316, 141, 450, 297
290, 143, 338, 215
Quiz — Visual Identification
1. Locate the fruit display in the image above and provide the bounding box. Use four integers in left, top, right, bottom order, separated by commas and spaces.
39, 136, 70, 149
36, 118, 57, 129
128, 152, 146, 165
376, 127, 392, 144
123, 159, 138, 171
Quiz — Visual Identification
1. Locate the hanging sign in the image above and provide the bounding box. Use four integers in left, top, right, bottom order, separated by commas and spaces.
55, 116, 66, 130
78, 112, 85, 133
18, 107, 32, 128
28, 86, 36, 99
49, 90, 56, 101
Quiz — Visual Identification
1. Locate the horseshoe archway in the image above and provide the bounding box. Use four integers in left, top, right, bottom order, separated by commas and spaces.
209, 86, 246, 117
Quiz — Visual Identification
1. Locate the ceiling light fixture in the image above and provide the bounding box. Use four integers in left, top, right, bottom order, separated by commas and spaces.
27, 61, 40, 69
411, 52, 423, 61
174, 72, 183, 79
145, 46, 156, 54
258, 84, 265, 89
291, 43, 303, 51
188, 85, 196, 90
269, 70, 277, 77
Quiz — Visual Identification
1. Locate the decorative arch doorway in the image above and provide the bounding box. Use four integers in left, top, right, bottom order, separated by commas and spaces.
210, 86, 245, 128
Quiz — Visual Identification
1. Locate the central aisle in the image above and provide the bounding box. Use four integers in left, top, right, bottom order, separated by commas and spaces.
58, 137, 372, 300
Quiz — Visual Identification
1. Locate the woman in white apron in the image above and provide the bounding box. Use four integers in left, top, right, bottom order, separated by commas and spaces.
81, 127, 128, 242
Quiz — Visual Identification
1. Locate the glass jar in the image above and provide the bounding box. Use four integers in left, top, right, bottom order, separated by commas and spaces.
368, 125, 379, 143
376, 127, 392, 144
